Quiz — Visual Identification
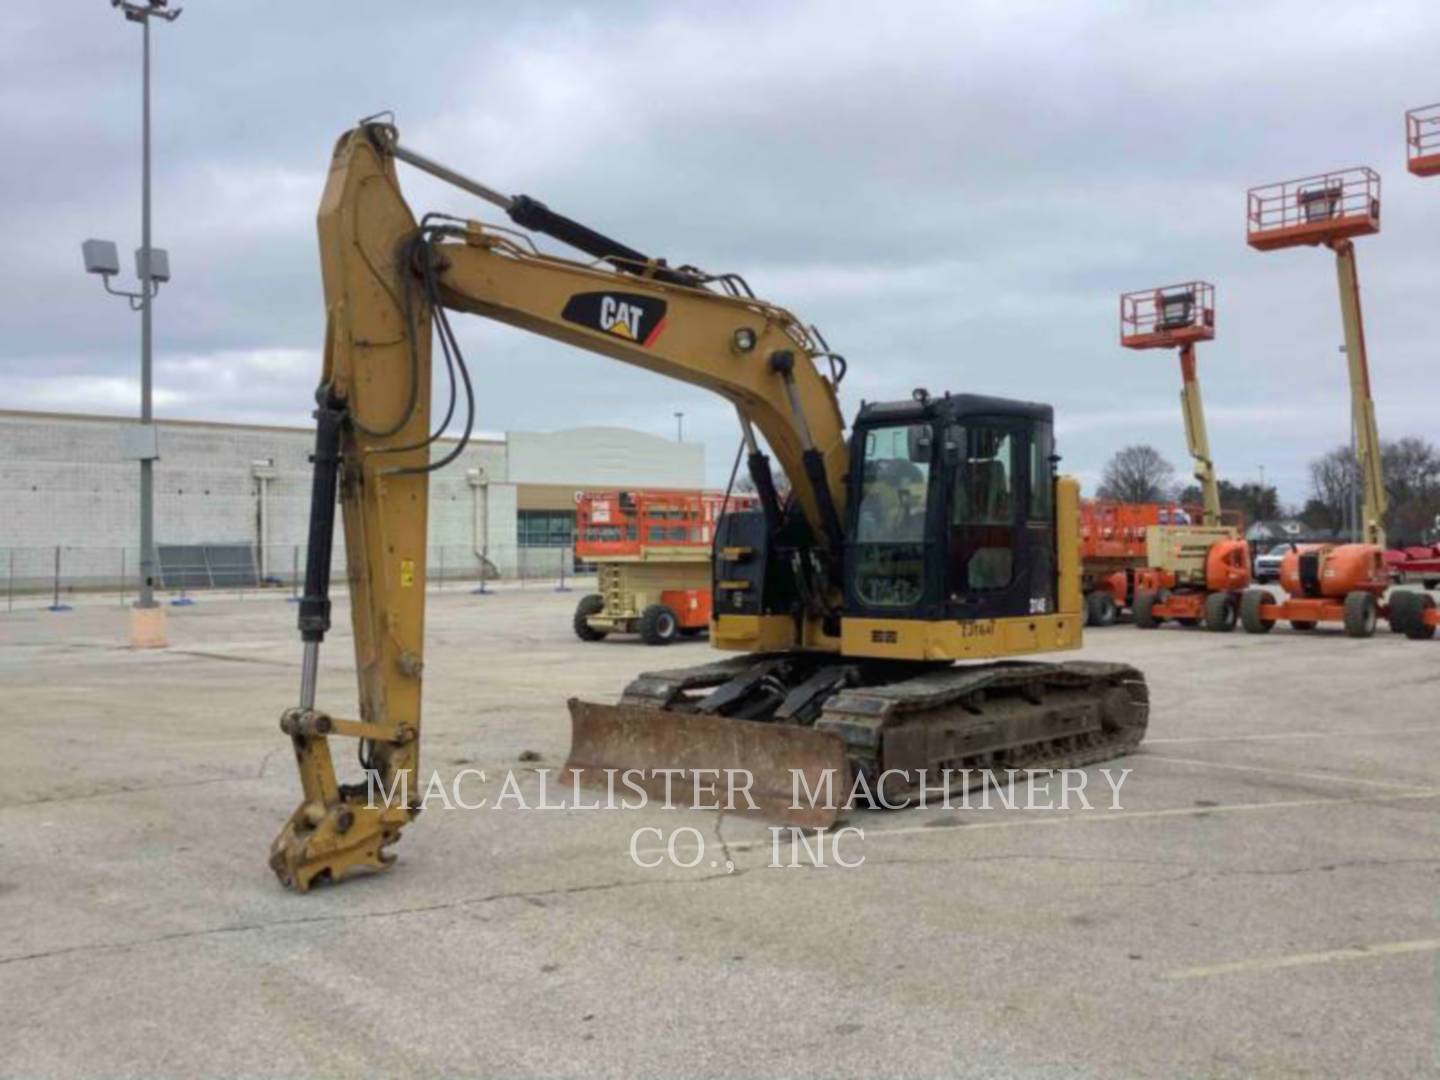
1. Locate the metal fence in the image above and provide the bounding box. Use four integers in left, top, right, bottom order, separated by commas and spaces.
1, 543, 584, 612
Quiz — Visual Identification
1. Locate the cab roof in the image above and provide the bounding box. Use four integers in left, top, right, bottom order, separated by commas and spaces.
855, 392, 1053, 426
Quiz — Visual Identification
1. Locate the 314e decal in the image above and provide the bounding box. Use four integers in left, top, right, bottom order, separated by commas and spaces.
561, 292, 667, 346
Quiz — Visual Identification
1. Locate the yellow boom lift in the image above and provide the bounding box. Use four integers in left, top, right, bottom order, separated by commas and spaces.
1119, 283, 1251, 632
1239, 168, 1391, 637
270, 120, 1150, 890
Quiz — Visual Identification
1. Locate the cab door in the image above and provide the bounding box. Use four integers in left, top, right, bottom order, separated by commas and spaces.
943, 418, 1054, 621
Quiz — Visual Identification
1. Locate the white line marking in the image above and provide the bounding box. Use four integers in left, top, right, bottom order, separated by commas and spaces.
1147, 727, 1438, 746
636, 790, 1440, 859
1142, 753, 1431, 791
1164, 938, 1440, 980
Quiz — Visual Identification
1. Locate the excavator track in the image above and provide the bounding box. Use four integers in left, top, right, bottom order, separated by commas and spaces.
567, 655, 1149, 826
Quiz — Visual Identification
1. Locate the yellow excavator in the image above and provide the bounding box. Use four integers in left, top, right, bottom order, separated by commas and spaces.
270, 119, 1150, 890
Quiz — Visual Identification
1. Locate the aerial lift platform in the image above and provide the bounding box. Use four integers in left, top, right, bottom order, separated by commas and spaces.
572, 489, 745, 645
1119, 283, 1250, 631
1391, 107, 1440, 638
1239, 168, 1393, 637
1406, 103, 1440, 178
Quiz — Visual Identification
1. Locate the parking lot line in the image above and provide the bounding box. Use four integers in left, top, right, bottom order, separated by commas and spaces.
1163, 938, 1440, 980
1141, 753, 1431, 791
644, 790, 1440, 860
1147, 727, 1439, 746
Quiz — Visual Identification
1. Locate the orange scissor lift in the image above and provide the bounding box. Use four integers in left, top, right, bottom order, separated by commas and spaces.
572, 489, 753, 645
1238, 168, 1393, 637
1120, 283, 1252, 631
1079, 500, 1227, 626
1391, 107, 1440, 637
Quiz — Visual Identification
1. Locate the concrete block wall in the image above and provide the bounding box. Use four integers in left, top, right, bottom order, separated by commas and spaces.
0, 410, 513, 584
0, 412, 704, 587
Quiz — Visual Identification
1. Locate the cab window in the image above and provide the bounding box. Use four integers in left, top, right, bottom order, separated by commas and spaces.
948, 424, 1017, 592
852, 424, 931, 608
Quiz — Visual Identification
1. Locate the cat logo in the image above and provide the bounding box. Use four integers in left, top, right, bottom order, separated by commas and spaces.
561, 291, 667, 347
599, 296, 643, 340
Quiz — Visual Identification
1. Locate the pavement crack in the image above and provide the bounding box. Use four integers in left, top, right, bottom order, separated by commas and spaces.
1214, 856, 1440, 878
0, 870, 747, 970
164, 649, 297, 668
255, 746, 282, 780
712, 811, 735, 870
2, 772, 253, 810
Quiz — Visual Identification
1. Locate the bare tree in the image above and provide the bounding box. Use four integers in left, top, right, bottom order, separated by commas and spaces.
1097, 445, 1175, 504
1304, 437, 1440, 543
1178, 479, 1280, 523
1306, 445, 1358, 535
1382, 437, 1440, 543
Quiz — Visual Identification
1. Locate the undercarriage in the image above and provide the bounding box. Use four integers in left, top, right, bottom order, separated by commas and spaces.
567, 654, 1149, 826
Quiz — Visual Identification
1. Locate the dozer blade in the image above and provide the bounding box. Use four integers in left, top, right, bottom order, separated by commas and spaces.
565, 698, 850, 828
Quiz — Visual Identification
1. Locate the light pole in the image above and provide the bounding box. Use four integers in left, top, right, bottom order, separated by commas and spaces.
81, 0, 180, 647
674, 411, 684, 442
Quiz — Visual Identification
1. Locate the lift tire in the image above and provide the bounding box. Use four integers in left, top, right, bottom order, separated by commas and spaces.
1086, 591, 1118, 628
1240, 589, 1274, 634
1289, 620, 1317, 631
639, 604, 681, 645
1133, 592, 1160, 629
1203, 592, 1237, 633
1389, 591, 1437, 640
1342, 591, 1378, 639
573, 594, 609, 642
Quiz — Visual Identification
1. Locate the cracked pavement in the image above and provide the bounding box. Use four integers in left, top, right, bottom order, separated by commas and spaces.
2, 587, 1438, 1078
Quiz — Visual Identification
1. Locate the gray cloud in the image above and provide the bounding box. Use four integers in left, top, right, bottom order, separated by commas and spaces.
3, 0, 1437, 501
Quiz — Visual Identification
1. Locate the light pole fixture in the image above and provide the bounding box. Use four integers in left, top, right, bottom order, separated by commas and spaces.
674, 411, 684, 443
81, 0, 180, 648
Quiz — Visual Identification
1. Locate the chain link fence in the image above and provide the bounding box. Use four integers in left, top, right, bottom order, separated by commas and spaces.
1, 543, 587, 612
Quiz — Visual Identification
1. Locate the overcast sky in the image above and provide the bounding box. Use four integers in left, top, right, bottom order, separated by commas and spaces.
3, 0, 1437, 501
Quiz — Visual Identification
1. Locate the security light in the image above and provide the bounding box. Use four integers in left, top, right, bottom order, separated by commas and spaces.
136, 247, 171, 283
83, 239, 121, 276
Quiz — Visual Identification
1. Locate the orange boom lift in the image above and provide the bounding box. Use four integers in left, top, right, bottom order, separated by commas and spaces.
1080, 499, 1182, 626
1119, 283, 1251, 631
1239, 168, 1391, 637
1391, 106, 1440, 638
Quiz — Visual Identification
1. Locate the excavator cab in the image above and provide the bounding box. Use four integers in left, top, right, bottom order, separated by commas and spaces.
845, 393, 1057, 629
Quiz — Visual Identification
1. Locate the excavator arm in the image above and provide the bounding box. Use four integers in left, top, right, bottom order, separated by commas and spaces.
271, 122, 852, 889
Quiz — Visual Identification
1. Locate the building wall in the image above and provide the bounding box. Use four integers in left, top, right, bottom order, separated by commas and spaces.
0, 411, 702, 583
506, 427, 704, 489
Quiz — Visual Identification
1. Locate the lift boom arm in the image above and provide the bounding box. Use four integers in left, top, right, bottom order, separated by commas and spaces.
271, 122, 849, 889
1177, 343, 1220, 527
1331, 238, 1387, 547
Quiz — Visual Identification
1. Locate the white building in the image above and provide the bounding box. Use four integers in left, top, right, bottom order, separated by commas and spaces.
0, 409, 704, 589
